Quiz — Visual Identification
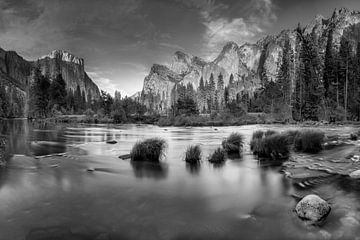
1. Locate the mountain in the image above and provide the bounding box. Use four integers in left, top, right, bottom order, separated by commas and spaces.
37, 50, 100, 101
141, 8, 360, 120
0, 49, 100, 117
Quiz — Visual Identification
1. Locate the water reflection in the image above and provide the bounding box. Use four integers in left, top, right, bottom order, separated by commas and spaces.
0, 121, 360, 240
186, 163, 201, 175
130, 161, 168, 179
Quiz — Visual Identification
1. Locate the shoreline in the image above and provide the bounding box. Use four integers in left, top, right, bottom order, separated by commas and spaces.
2, 116, 360, 128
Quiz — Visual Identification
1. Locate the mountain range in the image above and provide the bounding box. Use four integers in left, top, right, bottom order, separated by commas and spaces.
140, 8, 360, 119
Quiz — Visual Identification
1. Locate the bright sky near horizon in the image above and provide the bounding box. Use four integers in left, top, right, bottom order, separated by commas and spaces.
1, 0, 360, 96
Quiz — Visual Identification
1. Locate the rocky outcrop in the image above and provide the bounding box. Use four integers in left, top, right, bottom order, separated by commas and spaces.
0, 48, 101, 117
141, 8, 360, 114
349, 170, 360, 178
37, 50, 100, 101
295, 194, 331, 225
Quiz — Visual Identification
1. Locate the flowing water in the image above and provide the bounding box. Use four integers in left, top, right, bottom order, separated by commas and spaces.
0, 120, 360, 240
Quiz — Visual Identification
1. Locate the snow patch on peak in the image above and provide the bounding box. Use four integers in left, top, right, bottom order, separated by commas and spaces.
40, 50, 84, 65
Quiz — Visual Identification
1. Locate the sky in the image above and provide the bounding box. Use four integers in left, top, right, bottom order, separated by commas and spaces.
1, 0, 360, 96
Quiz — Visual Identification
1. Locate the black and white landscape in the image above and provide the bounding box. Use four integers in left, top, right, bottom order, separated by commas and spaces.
1, 1, 360, 240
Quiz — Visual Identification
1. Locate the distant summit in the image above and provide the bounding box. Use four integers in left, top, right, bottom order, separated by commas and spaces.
39, 50, 84, 65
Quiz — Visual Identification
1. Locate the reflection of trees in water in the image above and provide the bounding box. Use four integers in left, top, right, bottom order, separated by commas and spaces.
0, 168, 9, 191
130, 161, 168, 179
0, 120, 67, 156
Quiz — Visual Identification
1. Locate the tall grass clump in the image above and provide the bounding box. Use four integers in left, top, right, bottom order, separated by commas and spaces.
185, 145, 202, 164
257, 134, 290, 159
250, 130, 290, 160
264, 130, 277, 137
294, 130, 325, 153
283, 130, 300, 145
208, 147, 225, 163
250, 130, 264, 153
130, 138, 167, 162
222, 133, 244, 155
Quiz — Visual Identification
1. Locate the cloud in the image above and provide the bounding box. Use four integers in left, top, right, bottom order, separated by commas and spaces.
87, 71, 129, 97
200, 0, 277, 58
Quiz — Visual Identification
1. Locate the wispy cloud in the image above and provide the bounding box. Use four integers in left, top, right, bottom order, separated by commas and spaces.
199, 0, 277, 59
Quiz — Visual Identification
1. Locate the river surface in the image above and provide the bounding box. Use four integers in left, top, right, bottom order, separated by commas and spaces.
0, 120, 360, 240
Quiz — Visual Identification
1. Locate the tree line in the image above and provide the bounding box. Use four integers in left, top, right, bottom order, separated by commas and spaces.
28, 66, 147, 122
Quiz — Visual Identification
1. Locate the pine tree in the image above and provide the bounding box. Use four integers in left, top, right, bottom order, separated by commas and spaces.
49, 74, 67, 110
276, 37, 292, 118
338, 38, 352, 120
208, 73, 216, 110
216, 73, 225, 110
323, 27, 336, 100
29, 66, 50, 118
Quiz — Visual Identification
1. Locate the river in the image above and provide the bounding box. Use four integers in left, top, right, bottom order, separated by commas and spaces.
0, 120, 359, 240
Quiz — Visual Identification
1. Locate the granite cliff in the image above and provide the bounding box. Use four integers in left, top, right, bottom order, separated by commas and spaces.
0, 49, 100, 117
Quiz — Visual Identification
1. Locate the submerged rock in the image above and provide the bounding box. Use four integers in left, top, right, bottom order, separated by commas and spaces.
295, 194, 331, 225
349, 170, 360, 179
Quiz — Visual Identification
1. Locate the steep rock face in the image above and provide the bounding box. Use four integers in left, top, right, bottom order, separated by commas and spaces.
0, 48, 31, 117
0, 48, 31, 90
37, 50, 100, 101
0, 48, 101, 117
142, 64, 182, 111
141, 8, 360, 114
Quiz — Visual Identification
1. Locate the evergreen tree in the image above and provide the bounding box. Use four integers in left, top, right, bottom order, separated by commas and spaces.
276, 37, 292, 118
49, 74, 67, 110
29, 67, 50, 118
323, 27, 336, 100
338, 37, 352, 120
208, 73, 216, 110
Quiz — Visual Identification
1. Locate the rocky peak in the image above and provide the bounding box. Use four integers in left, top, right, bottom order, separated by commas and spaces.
214, 41, 239, 64
39, 50, 84, 66
223, 41, 239, 51
304, 14, 325, 35
174, 51, 192, 62
170, 51, 194, 74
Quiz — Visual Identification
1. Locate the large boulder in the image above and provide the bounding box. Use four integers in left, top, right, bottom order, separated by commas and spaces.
349, 170, 360, 179
295, 194, 331, 225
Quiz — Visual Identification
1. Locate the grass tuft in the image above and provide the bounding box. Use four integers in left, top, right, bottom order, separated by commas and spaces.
283, 130, 301, 145
130, 138, 167, 162
185, 145, 202, 164
264, 130, 277, 137
294, 130, 324, 153
255, 134, 290, 160
222, 132, 244, 155
208, 147, 226, 163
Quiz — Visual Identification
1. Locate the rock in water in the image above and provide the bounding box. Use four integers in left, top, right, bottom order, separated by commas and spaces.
106, 140, 117, 144
349, 170, 360, 179
295, 194, 331, 225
